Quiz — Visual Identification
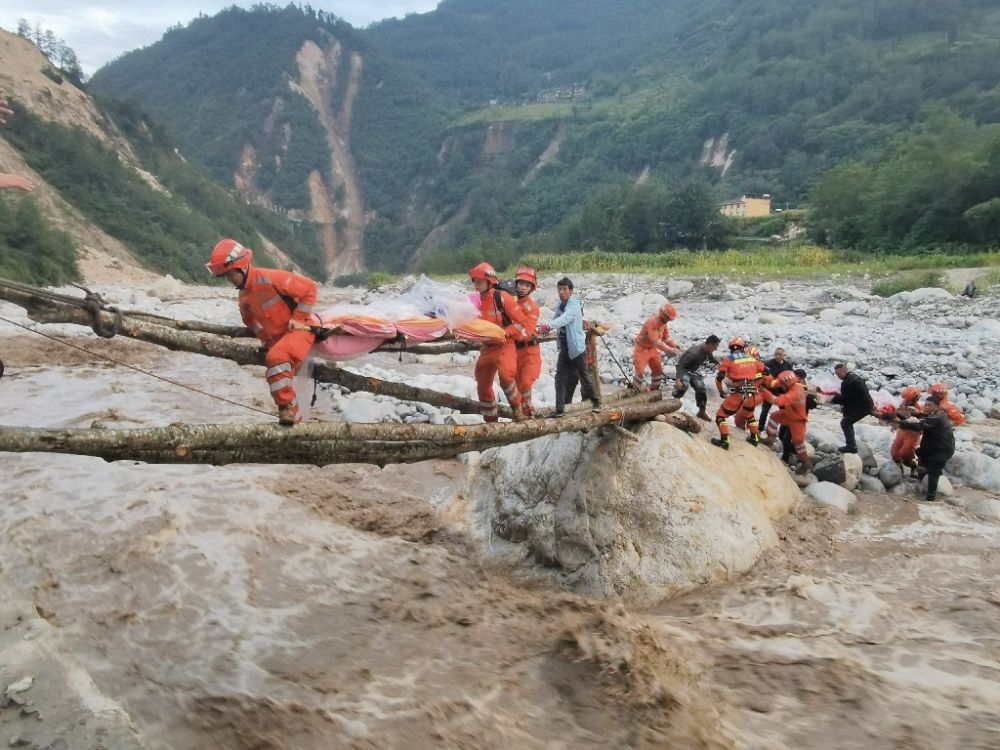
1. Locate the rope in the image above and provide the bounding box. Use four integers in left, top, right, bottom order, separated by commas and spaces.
0, 314, 274, 418
597, 332, 633, 384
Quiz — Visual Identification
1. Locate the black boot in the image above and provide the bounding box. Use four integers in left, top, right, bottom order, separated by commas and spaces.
711, 437, 730, 450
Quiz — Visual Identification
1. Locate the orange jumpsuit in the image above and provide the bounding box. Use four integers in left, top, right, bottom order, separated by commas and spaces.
475, 286, 535, 421
514, 294, 542, 416
762, 382, 809, 464
891, 401, 924, 465
239, 266, 317, 420
939, 398, 966, 426
632, 316, 677, 390
715, 351, 764, 441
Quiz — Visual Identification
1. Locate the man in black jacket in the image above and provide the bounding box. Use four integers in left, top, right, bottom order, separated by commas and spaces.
673, 334, 721, 421
899, 395, 955, 501
831, 363, 874, 453
759, 347, 794, 427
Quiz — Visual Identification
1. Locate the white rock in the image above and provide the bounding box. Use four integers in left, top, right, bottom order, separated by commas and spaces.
613, 292, 646, 321
585, 289, 603, 300
947, 452, 1000, 493
858, 475, 885, 493
146, 275, 186, 302
819, 308, 844, 323
841, 452, 863, 491
921, 475, 954, 497
759, 281, 781, 294
805, 482, 857, 512
964, 496, 1000, 521
667, 280, 694, 298
907, 287, 952, 304
758, 312, 791, 325
956, 362, 974, 378
341, 398, 399, 424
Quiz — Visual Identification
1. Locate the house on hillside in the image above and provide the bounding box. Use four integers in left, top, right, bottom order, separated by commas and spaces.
720, 194, 772, 217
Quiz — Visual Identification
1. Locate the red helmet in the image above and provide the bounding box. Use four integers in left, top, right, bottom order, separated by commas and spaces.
514, 266, 537, 289
658, 303, 677, 321
468, 262, 497, 284
745, 345, 760, 358
728, 336, 745, 350
929, 383, 949, 398
901, 386, 921, 403
777, 370, 798, 386
206, 239, 252, 276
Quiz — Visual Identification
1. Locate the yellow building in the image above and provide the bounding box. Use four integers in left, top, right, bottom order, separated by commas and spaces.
720, 194, 772, 217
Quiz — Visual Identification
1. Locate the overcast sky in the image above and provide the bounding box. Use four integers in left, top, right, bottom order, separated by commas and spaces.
0, 1, 440, 74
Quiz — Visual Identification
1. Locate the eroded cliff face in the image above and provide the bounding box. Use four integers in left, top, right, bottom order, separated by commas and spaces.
290, 38, 366, 278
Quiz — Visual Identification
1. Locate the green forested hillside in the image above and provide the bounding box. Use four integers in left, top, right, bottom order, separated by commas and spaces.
2, 98, 325, 282
89, 0, 1000, 272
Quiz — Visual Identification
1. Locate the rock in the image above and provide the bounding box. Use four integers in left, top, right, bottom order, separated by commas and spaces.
146, 274, 186, 302
857, 441, 877, 470
467, 424, 800, 603
643, 292, 667, 312
805, 482, 857, 512
584, 289, 603, 300
841, 453, 863, 490
613, 292, 645, 321
906, 287, 952, 304
711, 306, 735, 321
991, 404, 1000, 420
759, 281, 780, 293
921, 475, 954, 497
956, 362, 974, 378
948, 452, 1000, 493
758, 311, 791, 325
878, 461, 903, 488
667, 279, 694, 298
818, 308, 844, 323
807, 426, 843, 453
858, 475, 885, 493
812, 454, 846, 485
341, 397, 399, 424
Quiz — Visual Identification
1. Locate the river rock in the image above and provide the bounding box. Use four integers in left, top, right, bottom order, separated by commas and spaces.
667, 279, 694, 298
921, 475, 954, 497
946, 452, 1000, 493
467, 423, 800, 604
858, 474, 886, 493
878, 461, 903, 488
804, 482, 857, 512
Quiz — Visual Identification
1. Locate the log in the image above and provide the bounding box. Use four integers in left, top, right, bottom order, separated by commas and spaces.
0, 281, 653, 419
0, 399, 681, 466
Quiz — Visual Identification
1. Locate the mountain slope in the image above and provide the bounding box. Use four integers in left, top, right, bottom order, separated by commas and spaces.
0, 30, 324, 284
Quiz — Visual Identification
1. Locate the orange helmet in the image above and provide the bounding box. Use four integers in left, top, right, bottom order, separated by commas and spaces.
901, 386, 921, 404
658, 303, 677, 322
745, 345, 760, 358
514, 265, 537, 289
468, 262, 497, 284
206, 239, 252, 277
929, 383, 949, 398
728, 336, 745, 350
777, 370, 798, 386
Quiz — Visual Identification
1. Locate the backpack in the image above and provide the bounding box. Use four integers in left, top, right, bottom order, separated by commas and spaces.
493, 281, 517, 327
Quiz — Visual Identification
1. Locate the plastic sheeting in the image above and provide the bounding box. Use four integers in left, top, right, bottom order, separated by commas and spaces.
400, 276, 480, 329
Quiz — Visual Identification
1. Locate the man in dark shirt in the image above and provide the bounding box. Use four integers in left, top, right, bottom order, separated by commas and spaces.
831, 363, 875, 453
759, 347, 794, 427
672, 335, 721, 421
900, 395, 955, 501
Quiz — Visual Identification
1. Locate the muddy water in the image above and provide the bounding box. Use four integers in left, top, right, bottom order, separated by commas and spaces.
2, 312, 1000, 748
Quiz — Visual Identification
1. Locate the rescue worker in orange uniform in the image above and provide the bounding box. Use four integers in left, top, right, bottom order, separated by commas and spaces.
928, 383, 965, 426
207, 239, 318, 426
735, 345, 766, 434
890, 386, 923, 475
469, 262, 534, 422
631, 303, 679, 391
760, 369, 812, 474
512, 266, 542, 417
712, 336, 765, 449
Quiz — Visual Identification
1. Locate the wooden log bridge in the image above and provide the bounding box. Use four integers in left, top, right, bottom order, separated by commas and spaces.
0, 279, 597, 419
0, 398, 682, 466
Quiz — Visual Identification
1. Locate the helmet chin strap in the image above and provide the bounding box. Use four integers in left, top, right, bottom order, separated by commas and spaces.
236, 268, 249, 290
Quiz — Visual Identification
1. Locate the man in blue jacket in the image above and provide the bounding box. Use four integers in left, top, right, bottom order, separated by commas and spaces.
539, 277, 600, 417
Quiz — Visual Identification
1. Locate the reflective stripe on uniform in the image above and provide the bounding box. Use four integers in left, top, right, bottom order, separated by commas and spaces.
297, 303, 314, 313
257, 275, 273, 285
260, 296, 282, 310
266, 363, 293, 378
269, 380, 289, 393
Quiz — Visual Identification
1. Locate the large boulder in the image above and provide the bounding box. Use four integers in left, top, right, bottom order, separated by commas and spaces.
667, 279, 694, 298
464, 424, 800, 604
947, 451, 1000, 493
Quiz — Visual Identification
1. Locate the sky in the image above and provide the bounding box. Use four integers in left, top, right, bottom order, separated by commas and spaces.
0, 1, 440, 74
